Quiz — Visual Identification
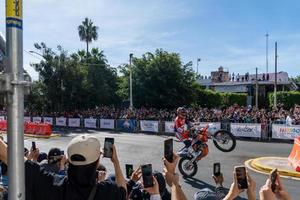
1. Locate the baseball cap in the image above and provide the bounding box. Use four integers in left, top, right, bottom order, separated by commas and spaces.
48, 148, 62, 164
67, 134, 101, 166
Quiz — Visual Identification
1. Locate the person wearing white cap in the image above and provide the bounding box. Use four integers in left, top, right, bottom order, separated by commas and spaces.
0, 134, 127, 200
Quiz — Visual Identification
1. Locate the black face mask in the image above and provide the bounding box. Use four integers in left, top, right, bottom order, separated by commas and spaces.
67, 160, 98, 187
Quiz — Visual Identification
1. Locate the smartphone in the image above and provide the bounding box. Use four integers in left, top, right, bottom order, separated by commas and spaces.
103, 138, 114, 158
125, 164, 134, 179
270, 168, 278, 192
235, 166, 248, 189
213, 163, 221, 176
61, 150, 64, 155
164, 139, 173, 163
32, 141, 36, 151
141, 164, 153, 188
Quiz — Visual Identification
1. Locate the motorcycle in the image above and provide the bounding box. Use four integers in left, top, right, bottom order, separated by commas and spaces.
177, 123, 236, 178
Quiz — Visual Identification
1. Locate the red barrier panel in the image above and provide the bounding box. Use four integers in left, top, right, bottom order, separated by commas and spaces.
0, 121, 52, 135
0, 120, 7, 131
288, 137, 300, 172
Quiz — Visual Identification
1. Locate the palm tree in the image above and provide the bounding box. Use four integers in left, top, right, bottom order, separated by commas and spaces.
78, 18, 99, 56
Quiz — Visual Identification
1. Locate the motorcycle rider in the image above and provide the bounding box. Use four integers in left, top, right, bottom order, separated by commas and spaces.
174, 107, 208, 160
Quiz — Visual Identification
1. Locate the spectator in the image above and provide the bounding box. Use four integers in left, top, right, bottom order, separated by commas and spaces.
96, 163, 107, 183
39, 148, 67, 175
0, 134, 127, 200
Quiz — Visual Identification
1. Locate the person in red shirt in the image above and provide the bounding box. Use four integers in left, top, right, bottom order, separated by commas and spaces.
174, 107, 192, 151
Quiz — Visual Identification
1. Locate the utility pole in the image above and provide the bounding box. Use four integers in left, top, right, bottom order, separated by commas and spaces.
3, 0, 27, 199
266, 33, 269, 73
129, 53, 133, 109
274, 42, 278, 108
255, 67, 259, 108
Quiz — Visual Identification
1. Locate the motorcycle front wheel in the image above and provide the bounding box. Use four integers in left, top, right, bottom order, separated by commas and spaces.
213, 130, 236, 152
178, 157, 198, 178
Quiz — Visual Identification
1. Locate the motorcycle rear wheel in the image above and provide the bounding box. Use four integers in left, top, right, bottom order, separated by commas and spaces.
178, 157, 198, 178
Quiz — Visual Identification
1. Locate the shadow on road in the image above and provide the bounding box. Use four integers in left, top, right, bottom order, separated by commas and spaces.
183, 177, 247, 200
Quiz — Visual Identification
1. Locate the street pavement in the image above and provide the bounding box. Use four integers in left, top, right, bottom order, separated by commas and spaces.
23, 130, 300, 199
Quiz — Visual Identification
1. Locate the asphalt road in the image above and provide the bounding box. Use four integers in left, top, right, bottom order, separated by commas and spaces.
23, 130, 300, 199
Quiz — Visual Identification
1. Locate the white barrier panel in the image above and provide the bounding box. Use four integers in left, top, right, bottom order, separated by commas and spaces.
43, 117, 53, 125
24, 116, 31, 122
56, 117, 66, 126
165, 121, 175, 133
272, 124, 300, 140
68, 118, 81, 127
84, 118, 97, 128
140, 120, 159, 132
100, 119, 114, 129
0, 116, 5, 120
231, 123, 261, 138
32, 117, 42, 123
199, 122, 221, 133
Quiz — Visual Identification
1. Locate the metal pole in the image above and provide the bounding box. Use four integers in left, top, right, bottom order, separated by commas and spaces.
274, 42, 278, 108
197, 58, 201, 75
129, 53, 133, 109
266, 33, 269, 73
5, 0, 25, 199
255, 67, 258, 108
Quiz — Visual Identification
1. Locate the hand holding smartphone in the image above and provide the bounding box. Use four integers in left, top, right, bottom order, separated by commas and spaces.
125, 164, 134, 179
32, 141, 36, 151
103, 138, 114, 158
270, 168, 278, 192
141, 164, 153, 188
213, 163, 221, 177
164, 139, 173, 163
234, 165, 248, 189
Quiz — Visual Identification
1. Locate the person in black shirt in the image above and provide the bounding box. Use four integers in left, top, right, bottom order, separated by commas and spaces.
0, 134, 127, 200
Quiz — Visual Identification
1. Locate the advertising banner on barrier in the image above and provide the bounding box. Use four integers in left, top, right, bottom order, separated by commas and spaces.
231, 123, 261, 138
24, 116, 31, 123
0, 116, 5, 121
272, 124, 300, 140
100, 119, 114, 129
116, 119, 137, 132
56, 117, 66, 126
165, 121, 175, 133
32, 117, 42, 123
199, 122, 221, 133
43, 117, 53, 125
140, 120, 159, 132
84, 118, 97, 128
68, 118, 81, 128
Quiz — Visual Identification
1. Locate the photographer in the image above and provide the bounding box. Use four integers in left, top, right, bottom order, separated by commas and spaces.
0, 134, 127, 200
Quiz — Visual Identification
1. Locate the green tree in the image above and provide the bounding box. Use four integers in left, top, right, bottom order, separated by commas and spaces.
78, 17, 99, 55
118, 49, 196, 108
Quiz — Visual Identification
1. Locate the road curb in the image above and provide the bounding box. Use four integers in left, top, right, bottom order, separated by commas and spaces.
246, 157, 300, 179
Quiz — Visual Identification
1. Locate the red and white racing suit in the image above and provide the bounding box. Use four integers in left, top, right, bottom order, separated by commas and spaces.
174, 116, 191, 147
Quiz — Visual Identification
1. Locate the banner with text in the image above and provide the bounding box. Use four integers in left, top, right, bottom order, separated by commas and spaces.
100, 119, 114, 129
24, 116, 31, 123
165, 121, 175, 133
56, 117, 66, 126
84, 118, 97, 129
116, 119, 137, 133
199, 122, 221, 133
272, 124, 300, 140
32, 117, 42, 123
43, 117, 53, 125
231, 123, 261, 138
140, 120, 159, 132
68, 118, 81, 128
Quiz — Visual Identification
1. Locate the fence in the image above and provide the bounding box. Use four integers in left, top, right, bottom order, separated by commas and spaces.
0, 116, 299, 140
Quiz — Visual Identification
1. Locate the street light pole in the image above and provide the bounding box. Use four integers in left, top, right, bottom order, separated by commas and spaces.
255, 67, 259, 108
129, 53, 133, 109
274, 42, 278, 108
266, 33, 269, 74
5, 0, 26, 199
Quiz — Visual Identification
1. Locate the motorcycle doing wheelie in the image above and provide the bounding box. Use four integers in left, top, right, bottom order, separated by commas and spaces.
177, 123, 236, 178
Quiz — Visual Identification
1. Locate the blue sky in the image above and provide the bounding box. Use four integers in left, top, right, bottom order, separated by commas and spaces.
1, 0, 300, 80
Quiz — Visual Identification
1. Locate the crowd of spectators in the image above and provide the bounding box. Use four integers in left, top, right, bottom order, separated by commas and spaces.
12, 104, 300, 125
0, 134, 293, 200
